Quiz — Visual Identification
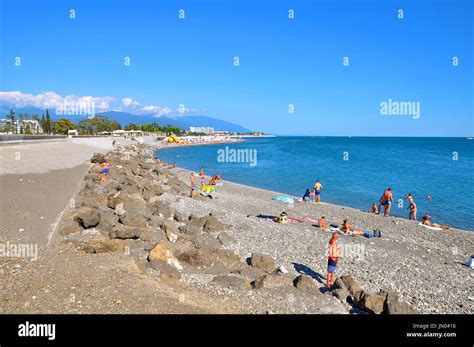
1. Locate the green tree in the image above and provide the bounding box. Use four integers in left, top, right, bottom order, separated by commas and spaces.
77, 115, 121, 135
125, 123, 139, 131
41, 114, 45, 133
45, 109, 52, 134
162, 125, 181, 135
52, 118, 75, 135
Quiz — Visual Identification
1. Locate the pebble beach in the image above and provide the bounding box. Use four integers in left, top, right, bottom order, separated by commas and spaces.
1, 139, 473, 314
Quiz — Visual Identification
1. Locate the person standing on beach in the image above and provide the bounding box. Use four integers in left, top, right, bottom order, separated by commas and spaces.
378, 188, 394, 217
100, 160, 110, 181
326, 232, 340, 288
405, 193, 417, 221
190, 172, 195, 187
313, 180, 323, 203
199, 167, 205, 187
200, 173, 205, 187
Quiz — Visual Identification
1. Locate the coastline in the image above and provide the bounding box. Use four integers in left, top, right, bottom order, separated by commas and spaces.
1, 139, 472, 314
161, 158, 473, 314
154, 140, 474, 232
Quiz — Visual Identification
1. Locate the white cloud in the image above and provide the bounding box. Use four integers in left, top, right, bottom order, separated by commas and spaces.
121, 97, 140, 109
0, 91, 116, 112
0, 91, 200, 116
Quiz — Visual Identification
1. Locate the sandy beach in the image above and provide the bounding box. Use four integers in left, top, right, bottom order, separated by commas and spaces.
1, 139, 473, 314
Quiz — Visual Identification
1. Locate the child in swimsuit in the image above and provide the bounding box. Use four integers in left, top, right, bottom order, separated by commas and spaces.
100, 160, 110, 181
318, 216, 326, 228
371, 203, 378, 214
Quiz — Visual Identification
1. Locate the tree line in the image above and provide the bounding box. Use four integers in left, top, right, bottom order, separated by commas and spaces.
1, 109, 181, 135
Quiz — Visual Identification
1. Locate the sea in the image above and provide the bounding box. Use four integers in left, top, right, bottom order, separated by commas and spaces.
156, 137, 474, 231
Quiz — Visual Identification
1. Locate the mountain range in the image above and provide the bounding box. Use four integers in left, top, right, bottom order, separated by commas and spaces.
0, 107, 252, 133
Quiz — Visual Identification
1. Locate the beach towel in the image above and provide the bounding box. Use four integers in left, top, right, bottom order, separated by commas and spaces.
265, 217, 302, 224
272, 196, 295, 203
418, 222, 442, 231
201, 185, 216, 193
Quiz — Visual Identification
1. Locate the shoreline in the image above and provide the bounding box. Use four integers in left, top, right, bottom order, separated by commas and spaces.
159, 158, 473, 314
154, 144, 472, 233
1, 139, 472, 314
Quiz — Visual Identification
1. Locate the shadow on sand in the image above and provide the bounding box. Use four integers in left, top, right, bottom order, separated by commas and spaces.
292, 262, 326, 284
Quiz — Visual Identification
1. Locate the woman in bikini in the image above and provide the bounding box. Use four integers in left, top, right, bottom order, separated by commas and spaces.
422, 214, 451, 230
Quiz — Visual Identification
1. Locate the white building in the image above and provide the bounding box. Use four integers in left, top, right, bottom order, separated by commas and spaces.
189, 126, 214, 134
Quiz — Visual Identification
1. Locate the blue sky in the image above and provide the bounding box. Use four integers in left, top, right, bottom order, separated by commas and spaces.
0, 0, 472, 136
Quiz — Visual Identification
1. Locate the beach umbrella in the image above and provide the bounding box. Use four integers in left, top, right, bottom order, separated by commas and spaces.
272, 196, 295, 203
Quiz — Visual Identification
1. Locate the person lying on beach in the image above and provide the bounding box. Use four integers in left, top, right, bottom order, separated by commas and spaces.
422, 214, 451, 230
318, 216, 327, 228
302, 189, 311, 201
273, 211, 288, 224
378, 188, 394, 217
339, 219, 365, 236
326, 232, 340, 288
371, 203, 378, 214
313, 180, 323, 203
405, 193, 417, 221
339, 219, 381, 237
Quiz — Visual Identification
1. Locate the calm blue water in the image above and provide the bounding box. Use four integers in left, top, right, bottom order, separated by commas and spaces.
156, 137, 474, 231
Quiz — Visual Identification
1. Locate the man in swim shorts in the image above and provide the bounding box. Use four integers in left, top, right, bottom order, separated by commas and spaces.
313, 180, 323, 203
378, 188, 394, 217
326, 232, 340, 288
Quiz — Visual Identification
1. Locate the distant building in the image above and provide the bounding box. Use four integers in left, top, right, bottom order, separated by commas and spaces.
189, 126, 214, 134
